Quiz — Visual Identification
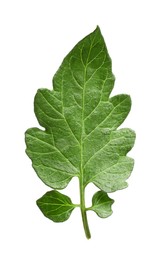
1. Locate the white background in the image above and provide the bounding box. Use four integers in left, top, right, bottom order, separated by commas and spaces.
0, 0, 160, 259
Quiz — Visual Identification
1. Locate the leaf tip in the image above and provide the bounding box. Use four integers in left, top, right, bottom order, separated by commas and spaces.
94, 25, 101, 34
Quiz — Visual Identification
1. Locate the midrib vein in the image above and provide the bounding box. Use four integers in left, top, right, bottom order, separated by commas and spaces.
80, 59, 85, 185
80, 40, 94, 183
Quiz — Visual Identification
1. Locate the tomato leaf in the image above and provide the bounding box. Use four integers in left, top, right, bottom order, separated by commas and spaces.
37, 190, 76, 222
25, 26, 135, 239
89, 191, 114, 218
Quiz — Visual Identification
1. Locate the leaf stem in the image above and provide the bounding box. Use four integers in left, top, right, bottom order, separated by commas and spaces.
79, 179, 91, 239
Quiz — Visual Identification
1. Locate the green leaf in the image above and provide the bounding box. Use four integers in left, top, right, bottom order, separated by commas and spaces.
84, 128, 135, 192
89, 191, 114, 218
25, 26, 136, 239
37, 190, 76, 222
25, 127, 78, 189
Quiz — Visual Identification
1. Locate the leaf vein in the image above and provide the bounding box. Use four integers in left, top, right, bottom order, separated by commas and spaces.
84, 96, 128, 139
27, 133, 78, 172
39, 91, 63, 118
86, 157, 131, 185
